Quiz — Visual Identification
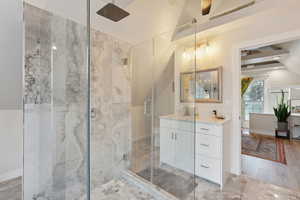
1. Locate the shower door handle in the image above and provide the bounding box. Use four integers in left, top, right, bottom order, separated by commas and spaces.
144, 100, 147, 115
91, 108, 96, 119
144, 98, 151, 116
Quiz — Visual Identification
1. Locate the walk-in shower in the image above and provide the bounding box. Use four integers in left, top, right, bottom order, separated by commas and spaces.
22, 1, 205, 200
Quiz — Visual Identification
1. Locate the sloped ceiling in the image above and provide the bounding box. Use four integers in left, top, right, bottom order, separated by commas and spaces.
25, 0, 260, 44
280, 40, 300, 76
26, 0, 186, 44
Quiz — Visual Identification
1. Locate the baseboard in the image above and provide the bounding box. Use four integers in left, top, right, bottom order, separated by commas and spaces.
0, 169, 22, 182
249, 129, 275, 136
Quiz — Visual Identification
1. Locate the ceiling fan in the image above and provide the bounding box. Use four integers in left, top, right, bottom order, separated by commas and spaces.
201, 0, 212, 15
201, 0, 257, 18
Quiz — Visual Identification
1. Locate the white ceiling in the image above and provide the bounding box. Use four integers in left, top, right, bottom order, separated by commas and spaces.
241, 39, 300, 77
280, 40, 300, 76
25, 0, 264, 44
25, 0, 187, 44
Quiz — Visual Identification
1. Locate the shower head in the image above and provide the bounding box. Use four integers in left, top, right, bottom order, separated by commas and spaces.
97, 3, 130, 22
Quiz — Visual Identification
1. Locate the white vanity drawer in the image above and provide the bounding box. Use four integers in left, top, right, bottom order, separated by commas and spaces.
196, 123, 222, 137
196, 155, 221, 184
196, 133, 221, 159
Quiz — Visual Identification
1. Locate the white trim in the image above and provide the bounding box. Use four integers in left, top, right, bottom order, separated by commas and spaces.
232, 29, 300, 175
0, 169, 22, 183
249, 129, 275, 136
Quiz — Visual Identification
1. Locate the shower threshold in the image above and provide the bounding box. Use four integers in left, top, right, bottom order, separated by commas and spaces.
122, 170, 179, 200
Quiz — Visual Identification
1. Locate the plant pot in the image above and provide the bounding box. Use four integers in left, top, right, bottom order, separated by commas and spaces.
278, 121, 288, 131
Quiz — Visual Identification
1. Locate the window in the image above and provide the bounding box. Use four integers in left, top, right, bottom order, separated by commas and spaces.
243, 79, 264, 121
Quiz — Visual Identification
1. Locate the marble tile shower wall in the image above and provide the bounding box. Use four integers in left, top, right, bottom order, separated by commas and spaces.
24, 4, 131, 199
24, 4, 88, 200
90, 27, 132, 189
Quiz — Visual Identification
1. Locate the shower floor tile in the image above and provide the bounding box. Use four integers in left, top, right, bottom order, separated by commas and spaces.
90, 178, 158, 200
136, 166, 196, 199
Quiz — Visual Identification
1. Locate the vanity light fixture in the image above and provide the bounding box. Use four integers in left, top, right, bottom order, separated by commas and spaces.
183, 50, 191, 60
52, 45, 57, 50
182, 41, 211, 61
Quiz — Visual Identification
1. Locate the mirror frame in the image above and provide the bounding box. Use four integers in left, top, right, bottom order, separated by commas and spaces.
180, 67, 223, 103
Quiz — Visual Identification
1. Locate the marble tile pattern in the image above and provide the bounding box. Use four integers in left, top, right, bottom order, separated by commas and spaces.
24, 4, 52, 104
24, 4, 89, 200
90, 29, 132, 190
88, 178, 156, 200
24, 3, 132, 200
4, 173, 300, 200
88, 173, 300, 200
187, 175, 300, 200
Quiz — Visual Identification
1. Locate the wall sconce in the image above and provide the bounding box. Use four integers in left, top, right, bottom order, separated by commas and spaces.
182, 41, 211, 61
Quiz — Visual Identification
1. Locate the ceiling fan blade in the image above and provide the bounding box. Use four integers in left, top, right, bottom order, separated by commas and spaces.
202, 0, 213, 15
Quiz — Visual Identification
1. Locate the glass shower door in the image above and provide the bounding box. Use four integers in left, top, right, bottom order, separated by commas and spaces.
130, 22, 198, 200
152, 23, 197, 200
23, 1, 90, 199
130, 39, 155, 178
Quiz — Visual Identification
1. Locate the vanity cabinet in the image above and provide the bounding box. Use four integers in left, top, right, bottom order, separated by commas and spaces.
160, 124, 194, 173
160, 116, 230, 188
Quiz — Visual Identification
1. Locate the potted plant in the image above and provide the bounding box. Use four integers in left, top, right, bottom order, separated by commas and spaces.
273, 90, 291, 131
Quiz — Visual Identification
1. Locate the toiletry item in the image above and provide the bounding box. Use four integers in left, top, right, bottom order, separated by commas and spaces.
212, 110, 217, 118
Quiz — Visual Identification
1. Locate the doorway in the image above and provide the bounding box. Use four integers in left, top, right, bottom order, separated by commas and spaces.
238, 37, 300, 190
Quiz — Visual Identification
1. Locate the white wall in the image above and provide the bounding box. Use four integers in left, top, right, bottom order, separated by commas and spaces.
264, 69, 300, 113
0, 110, 23, 181
174, 0, 300, 175
0, 0, 23, 109
209, 0, 300, 174
0, 0, 23, 181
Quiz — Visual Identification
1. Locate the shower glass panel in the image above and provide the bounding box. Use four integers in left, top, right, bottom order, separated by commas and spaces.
130, 39, 154, 176
23, 1, 90, 199
130, 23, 198, 200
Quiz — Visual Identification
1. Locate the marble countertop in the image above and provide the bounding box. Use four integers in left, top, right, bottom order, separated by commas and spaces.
160, 114, 230, 125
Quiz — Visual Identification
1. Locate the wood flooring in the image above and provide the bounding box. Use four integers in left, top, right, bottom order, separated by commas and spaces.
242, 138, 300, 191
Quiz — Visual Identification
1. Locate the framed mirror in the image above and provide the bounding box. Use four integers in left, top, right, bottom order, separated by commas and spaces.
180, 67, 222, 103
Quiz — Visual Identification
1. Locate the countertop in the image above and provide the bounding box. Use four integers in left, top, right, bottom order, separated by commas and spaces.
160, 114, 230, 125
